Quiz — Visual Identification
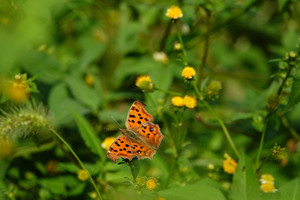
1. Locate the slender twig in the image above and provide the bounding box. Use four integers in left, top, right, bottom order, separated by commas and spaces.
198, 9, 211, 85
52, 135, 82, 169
256, 154, 272, 172
255, 115, 270, 169
193, 81, 240, 158
159, 20, 172, 51
50, 128, 103, 200
277, 65, 293, 96
175, 21, 188, 66
280, 115, 300, 141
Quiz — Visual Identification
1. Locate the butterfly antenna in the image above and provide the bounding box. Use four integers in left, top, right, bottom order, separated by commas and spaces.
109, 114, 123, 129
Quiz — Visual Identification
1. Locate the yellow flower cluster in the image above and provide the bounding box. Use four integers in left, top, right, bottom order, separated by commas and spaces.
166, 5, 183, 20
135, 75, 154, 92
146, 178, 158, 191
2, 74, 31, 103
101, 136, 116, 150
171, 95, 197, 109
181, 66, 196, 79
222, 157, 237, 174
259, 174, 277, 193
77, 169, 89, 181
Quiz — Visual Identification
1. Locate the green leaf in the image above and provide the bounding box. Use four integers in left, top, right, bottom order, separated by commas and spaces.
279, 177, 300, 200
0, 181, 8, 200
0, 160, 10, 180
69, 110, 104, 161
278, 0, 288, 12
232, 112, 253, 121
65, 74, 101, 111
283, 75, 300, 113
229, 153, 261, 200
39, 177, 66, 195
158, 182, 226, 200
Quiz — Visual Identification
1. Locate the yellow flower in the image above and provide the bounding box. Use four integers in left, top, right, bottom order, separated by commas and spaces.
0, 138, 14, 159
101, 137, 116, 150
166, 5, 183, 19
223, 158, 237, 174
183, 95, 197, 109
260, 174, 275, 184
174, 42, 182, 50
146, 178, 158, 191
181, 67, 196, 79
135, 75, 154, 92
260, 182, 278, 193
85, 74, 94, 86
156, 196, 166, 200
2, 74, 31, 103
171, 96, 184, 107
77, 169, 89, 181
289, 51, 296, 58
153, 52, 169, 64
207, 163, 215, 170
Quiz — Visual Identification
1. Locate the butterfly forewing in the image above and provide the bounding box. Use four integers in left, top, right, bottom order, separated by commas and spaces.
125, 101, 154, 129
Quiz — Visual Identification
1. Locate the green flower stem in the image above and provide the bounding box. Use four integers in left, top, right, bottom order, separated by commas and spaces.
129, 162, 136, 181
193, 81, 240, 158
256, 153, 272, 173
175, 21, 188, 66
163, 156, 178, 189
280, 115, 300, 141
255, 116, 270, 169
50, 128, 103, 200
155, 87, 183, 96
197, 9, 211, 85
277, 65, 293, 96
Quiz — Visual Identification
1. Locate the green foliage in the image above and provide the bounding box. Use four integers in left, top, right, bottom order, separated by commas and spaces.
283, 74, 300, 113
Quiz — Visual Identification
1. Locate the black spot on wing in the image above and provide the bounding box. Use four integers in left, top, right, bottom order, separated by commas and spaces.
129, 115, 135, 118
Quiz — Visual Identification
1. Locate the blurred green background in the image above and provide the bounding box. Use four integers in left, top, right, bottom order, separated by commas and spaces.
1, 0, 300, 199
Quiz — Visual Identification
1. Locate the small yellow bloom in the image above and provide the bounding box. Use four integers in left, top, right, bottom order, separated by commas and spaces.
174, 42, 182, 50
156, 196, 166, 200
166, 5, 183, 20
101, 137, 116, 150
0, 138, 14, 158
223, 158, 237, 174
3, 74, 31, 103
77, 169, 89, 181
171, 96, 184, 107
181, 67, 196, 79
207, 163, 215, 170
85, 74, 94, 86
260, 174, 275, 184
289, 51, 297, 58
153, 52, 169, 64
135, 75, 154, 92
146, 178, 158, 191
260, 182, 278, 193
183, 95, 197, 109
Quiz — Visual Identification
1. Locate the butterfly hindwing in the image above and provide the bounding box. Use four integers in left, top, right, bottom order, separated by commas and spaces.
107, 135, 135, 163
135, 122, 164, 149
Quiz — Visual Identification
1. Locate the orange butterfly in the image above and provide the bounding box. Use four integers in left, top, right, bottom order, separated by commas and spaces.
107, 101, 164, 163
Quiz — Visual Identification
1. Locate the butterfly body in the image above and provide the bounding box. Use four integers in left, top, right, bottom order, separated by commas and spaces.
107, 101, 164, 163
